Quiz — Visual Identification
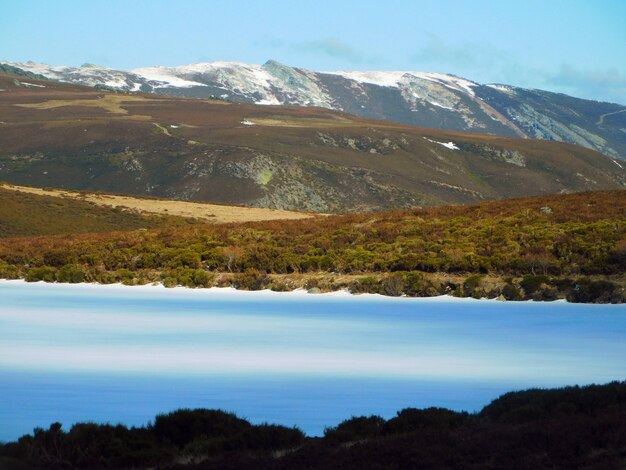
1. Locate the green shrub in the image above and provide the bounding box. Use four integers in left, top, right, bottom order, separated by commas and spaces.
190, 269, 213, 288
567, 278, 618, 303
463, 274, 484, 290
463, 274, 486, 298
232, 269, 269, 290
0, 262, 19, 279
502, 283, 522, 300
25, 266, 57, 282
349, 277, 381, 294
520, 274, 550, 295
382, 274, 404, 296
56, 264, 86, 283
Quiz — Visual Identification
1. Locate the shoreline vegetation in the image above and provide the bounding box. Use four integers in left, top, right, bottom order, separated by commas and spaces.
0, 190, 624, 303
0, 273, 624, 304
1, 380, 625, 469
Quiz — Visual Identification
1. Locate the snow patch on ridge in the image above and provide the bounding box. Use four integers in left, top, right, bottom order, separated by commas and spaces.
4, 61, 71, 80
424, 137, 459, 150
132, 65, 208, 88
132, 60, 335, 108
486, 84, 516, 96
327, 70, 478, 96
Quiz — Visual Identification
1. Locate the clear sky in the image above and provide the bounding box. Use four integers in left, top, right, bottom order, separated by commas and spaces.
1, 0, 624, 103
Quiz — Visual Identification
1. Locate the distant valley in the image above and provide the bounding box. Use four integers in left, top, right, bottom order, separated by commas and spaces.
3, 59, 626, 161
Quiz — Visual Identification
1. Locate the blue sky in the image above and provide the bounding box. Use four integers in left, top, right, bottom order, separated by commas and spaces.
1, 0, 624, 103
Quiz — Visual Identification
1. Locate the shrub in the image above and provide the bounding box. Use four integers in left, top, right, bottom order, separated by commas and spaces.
383, 408, 469, 435
520, 274, 550, 295
382, 274, 404, 296
324, 416, 385, 443
232, 268, 269, 290
502, 283, 522, 300
349, 277, 381, 294
237, 424, 304, 450
567, 278, 618, 303
25, 266, 57, 282
153, 409, 251, 448
190, 269, 213, 288
463, 274, 486, 298
56, 264, 86, 283
0, 261, 19, 279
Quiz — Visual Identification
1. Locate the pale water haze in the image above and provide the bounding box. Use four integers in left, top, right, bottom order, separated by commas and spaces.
1, 282, 625, 441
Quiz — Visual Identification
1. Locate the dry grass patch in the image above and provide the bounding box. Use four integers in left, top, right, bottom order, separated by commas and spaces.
2, 184, 316, 223
14, 94, 161, 115
247, 115, 360, 128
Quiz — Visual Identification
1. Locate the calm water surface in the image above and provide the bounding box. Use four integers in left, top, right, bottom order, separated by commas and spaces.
0, 281, 625, 441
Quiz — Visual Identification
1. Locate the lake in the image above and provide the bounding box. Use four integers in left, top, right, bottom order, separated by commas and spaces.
0, 281, 625, 441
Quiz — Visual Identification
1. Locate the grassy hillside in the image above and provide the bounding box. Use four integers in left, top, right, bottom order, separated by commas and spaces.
0, 73, 623, 212
0, 190, 624, 302
0, 185, 192, 237
2, 381, 625, 469
0, 184, 313, 230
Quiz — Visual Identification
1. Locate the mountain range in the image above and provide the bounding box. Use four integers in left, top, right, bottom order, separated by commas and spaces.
0, 72, 623, 212
3, 59, 626, 161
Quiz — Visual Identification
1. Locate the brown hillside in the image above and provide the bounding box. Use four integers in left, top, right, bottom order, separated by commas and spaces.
0, 73, 623, 212
0, 183, 313, 236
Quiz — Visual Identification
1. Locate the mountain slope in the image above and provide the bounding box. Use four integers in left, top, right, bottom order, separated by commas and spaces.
4, 59, 626, 160
0, 73, 623, 212
0, 184, 187, 237
0, 183, 313, 236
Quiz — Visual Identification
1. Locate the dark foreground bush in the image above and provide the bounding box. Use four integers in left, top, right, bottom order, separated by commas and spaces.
567, 277, 623, 303
153, 409, 251, 447
324, 415, 385, 443
383, 407, 470, 434
0, 409, 303, 469
3, 382, 626, 469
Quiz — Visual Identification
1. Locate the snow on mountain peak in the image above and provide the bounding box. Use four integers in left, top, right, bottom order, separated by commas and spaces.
325, 71, 409, 87
130, 60, 334, 108
2, 59, 623, 160
326, 70, 477, 96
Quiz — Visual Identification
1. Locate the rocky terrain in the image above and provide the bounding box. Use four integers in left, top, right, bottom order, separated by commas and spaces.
4, 59, 626, 160
0, 72, 623, 212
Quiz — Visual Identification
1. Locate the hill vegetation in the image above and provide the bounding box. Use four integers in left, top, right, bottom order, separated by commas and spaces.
0, 190, 624, 302
0, 185, 192, 237
0, 72, 623, 212
0, 184, 313, 231
5, 59, 626, 161
1, 381, 625, 469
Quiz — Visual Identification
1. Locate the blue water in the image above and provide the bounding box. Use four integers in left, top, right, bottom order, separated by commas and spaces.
0, 281, 625, 441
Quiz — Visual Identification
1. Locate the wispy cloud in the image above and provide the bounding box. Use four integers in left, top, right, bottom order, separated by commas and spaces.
267, 37, 378, 66
544, 65, 626, 104
295, 39, 365, 62
410, 33, 509, 70
409, 34, 626, 104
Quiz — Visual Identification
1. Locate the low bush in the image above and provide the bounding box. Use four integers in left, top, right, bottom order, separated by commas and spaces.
324, 416, 385, 443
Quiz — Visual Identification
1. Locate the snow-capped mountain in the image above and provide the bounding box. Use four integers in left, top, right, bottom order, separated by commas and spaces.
4, 59, 626, 159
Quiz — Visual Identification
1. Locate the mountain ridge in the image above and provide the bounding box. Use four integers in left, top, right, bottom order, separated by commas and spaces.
0, 72, 623, 213
4, 59, 626, 160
